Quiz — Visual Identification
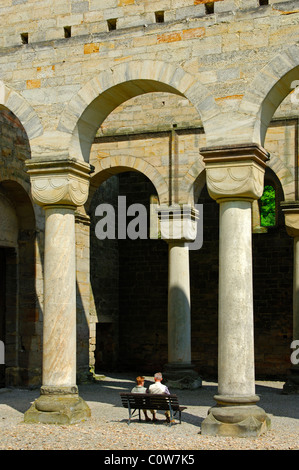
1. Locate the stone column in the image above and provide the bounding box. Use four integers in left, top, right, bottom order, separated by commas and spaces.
200, 144, 271, 437
24, 159, 92, 424
281, 202, 299, 394
157, 205, 201, 389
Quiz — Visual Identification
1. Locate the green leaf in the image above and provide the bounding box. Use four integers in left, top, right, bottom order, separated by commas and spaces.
260, 185, 276, 227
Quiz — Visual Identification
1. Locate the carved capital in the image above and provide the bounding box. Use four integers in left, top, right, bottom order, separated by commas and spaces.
25, 159, 92, 208
281, 201, 299, 238
200, 143, 269, 203
151, 203, 199, 242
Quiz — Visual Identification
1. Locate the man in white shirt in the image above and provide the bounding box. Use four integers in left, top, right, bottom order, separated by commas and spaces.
148, 372, 172, 423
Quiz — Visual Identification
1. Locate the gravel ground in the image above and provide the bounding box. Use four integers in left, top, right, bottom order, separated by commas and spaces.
0, 373, 298, 451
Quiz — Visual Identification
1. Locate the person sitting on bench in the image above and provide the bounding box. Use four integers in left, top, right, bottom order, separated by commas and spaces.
148, 372, 173, 423
131, 376, 151, 422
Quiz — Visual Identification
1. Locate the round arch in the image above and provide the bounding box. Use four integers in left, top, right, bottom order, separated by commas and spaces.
86, 155, 169, 209
57, 60, 219, 163
240, 44, 299, 146
0, 81, 43, 142
264, 154, 293, 203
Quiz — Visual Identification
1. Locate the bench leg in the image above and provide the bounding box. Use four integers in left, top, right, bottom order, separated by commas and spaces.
127, 401, 131, 425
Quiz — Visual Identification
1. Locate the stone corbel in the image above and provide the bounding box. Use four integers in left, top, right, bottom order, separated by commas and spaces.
151, 203, 199, 242
25, 159, 92, 208
200, 143, 269, 202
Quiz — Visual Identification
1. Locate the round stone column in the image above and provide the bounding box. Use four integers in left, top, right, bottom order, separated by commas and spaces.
167, 241, 191, 365
157, 204, 201, 389
24, 158, 92, 424
200, 144, 271, 437
42, 205, 77, 389
164, 241, 201, 388
281, 203, 299, 394
217, 199, 256, 399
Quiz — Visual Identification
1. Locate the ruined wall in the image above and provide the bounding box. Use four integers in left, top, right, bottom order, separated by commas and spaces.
0, 0, 298, 383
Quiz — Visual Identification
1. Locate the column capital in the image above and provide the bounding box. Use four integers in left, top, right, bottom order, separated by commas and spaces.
281, 201, 299, 237
200, 143, 269, 203
25, 158, 92, 208
152, 203, 199, 243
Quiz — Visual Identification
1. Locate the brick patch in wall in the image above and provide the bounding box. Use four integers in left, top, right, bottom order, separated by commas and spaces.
26, 79, 41, 89
84, 43, 99, 54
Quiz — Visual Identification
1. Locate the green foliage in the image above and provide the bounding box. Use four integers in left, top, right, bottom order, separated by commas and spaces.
260, 185, 276, 227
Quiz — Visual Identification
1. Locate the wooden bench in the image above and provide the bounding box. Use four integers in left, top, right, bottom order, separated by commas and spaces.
119, 392, 187, 426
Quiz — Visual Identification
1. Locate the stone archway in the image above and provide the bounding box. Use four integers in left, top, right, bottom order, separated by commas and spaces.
57, 59, 218, 164
87, 154, 169, 207
0, 81, 43, 141
240, 44, 299, 146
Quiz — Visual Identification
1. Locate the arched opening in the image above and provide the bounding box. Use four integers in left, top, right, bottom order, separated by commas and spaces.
0, 106, 40, 388
251, 78, 296, 378
73, 81, 207, 377
252, 167, 292, 378
88, 170, 168, 374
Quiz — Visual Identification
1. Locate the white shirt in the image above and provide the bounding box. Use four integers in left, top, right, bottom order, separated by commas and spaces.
148, 381, 170, 394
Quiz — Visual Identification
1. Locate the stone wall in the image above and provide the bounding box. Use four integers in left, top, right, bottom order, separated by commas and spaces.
0, 0, 298, 385
2, 0, 292, 48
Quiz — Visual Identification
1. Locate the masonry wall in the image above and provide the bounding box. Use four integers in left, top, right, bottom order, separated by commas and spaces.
1, 0, 292, 48
0, 0, 298, 385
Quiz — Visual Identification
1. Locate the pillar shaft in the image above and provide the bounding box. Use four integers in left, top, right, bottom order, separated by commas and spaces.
43, 205, 76, 389
281, 203, 299, 393
167, 241, 191, 365
218, 200, 256, 399
156, 205, 201, 389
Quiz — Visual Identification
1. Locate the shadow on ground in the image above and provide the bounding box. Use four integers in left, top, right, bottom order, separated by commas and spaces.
0, 372, 298, 423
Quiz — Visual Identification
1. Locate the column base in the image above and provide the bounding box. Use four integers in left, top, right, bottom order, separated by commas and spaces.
24, 386, 91, 425
283, 367, 299, 394
163, 363, 202, 390
201, 396, 271, 438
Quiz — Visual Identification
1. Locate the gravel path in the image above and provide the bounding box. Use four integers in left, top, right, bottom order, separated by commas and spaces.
0, 373, 298, 450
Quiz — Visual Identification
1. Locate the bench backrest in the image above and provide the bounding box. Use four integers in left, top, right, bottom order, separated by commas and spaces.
120, 393, 181, 411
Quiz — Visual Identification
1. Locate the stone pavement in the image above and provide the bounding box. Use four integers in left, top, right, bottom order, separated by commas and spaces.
0, 373, 298, 450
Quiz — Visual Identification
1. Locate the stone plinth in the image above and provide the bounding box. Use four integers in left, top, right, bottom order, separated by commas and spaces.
24, 386, 91, 425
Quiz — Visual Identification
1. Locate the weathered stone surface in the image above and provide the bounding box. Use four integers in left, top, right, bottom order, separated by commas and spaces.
0, 0, 298, 437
